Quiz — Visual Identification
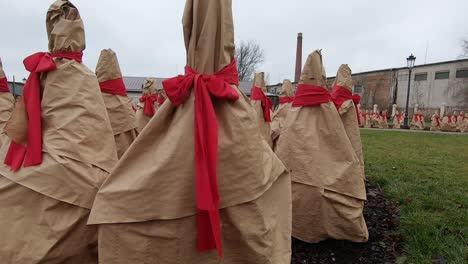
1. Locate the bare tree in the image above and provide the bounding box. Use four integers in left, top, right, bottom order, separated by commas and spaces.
235, 40, 265, 81
462, 39, 468, 58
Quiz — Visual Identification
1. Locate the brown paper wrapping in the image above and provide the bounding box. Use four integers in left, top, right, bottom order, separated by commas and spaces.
89, 0, 291, 263
275, 50, 367, 243
96, 49, 138, 158
0, 65, 14, 138
0, 176, 98, 263
456, 111, 465, 131
271, 79, 293, 149
440, 114, 457, 132
0, 1, 117, 262
410, 111, 425, 130
251, 72, 273, 147
364, 110, 372, 128
393, 111, 403, 129
462, 114, 468, 133
332, 65, 365, 170
135, 77, 158, 132
430, 112, 440, 131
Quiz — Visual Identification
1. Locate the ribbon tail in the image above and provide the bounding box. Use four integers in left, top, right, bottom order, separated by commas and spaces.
4, 142, 27, 171
197, 209, 222, 258
194, 80, 222, 259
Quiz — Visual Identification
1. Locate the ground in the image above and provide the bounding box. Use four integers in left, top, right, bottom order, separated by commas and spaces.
291, 130, 468, 264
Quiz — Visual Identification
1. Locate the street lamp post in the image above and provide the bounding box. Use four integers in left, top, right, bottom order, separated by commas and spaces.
402, 54, 416, 129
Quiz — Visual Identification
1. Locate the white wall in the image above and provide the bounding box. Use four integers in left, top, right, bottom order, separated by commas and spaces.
396, 60, 468, 111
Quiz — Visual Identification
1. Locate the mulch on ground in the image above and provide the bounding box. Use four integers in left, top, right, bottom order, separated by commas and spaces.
291, 180, 403, 264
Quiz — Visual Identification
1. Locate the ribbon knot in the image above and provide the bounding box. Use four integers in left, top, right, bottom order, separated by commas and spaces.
279, 96, 294, 104
4, 51, 83, 171
139, 94, 158, 117
251, 87, 272, 122
162, 60, 239, 259
331, 85, 362, 125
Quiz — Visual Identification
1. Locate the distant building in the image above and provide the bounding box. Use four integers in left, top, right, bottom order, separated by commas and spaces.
267, 58, 468, 115
123, 77, 279, 105
7, 81, 24, 97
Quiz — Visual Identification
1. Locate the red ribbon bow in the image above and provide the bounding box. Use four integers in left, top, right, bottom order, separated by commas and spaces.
292, 84, 331, 107
279, 96, 294, 104
0, 77, 10, 93
162, 60, 239, 258
251, 87, 272, 122
331, 85, 362, 125
447, 115, 452, 124
4, 52, 83, 171
139, 94, 158, 117
99, 78, 127, 96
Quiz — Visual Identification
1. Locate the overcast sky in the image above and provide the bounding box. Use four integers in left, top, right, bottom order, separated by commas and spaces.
1, 0, 468, 84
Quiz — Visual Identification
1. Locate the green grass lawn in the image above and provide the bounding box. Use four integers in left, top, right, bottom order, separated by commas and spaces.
361, 130, 468, 264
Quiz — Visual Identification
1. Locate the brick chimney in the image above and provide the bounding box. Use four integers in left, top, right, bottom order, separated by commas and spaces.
294, 33, 303, 83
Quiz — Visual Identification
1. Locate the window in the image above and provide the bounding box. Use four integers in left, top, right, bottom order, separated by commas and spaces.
435, 71, 450, 80
353, 85, 363, 94
414, 73, 428, 81
456, 69, 468, 78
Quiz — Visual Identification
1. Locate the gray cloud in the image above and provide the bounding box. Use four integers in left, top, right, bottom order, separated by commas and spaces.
1, 0, 467, 84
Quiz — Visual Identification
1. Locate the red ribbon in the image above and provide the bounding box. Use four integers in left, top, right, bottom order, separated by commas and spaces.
292, 83, 331, 107
279, 96, 294, 104
251, 87, 272, 122
331, 85, 362, 125
446, 115, 452, 124
435, 116, 441, 127
0, 77, 10, 93
414, 114, 424, 122
138, 94, 158, 117
162, 60, 239, 258
4, 52, 83, 171
99, 78, 127, 96
395, 114, 404, 122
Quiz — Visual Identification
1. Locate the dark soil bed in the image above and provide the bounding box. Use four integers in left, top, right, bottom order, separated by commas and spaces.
291, 181, 403, 264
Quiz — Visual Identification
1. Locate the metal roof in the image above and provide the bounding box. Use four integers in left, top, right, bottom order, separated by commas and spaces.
124, 76, 255, 96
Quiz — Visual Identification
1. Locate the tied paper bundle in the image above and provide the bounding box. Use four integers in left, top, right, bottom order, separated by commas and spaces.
394, 110, 404, 129
135, 77, 158, 132
275, 50, 368, 243
440, 112, 456, 132
88, 0, 291, 263
430, 111, 441, 131
331, 64, 364, 170
250, 72, 273, 147
96, 49, 138, 158
271, 79, 294, 149
0, 60, 14, 140
410, 110, 425, 130
0, 1, 117, 262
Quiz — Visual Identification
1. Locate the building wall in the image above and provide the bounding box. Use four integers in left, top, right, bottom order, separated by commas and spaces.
267, 59, 468, 116
396, 60, 468, 114
328, 70, 395, 111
